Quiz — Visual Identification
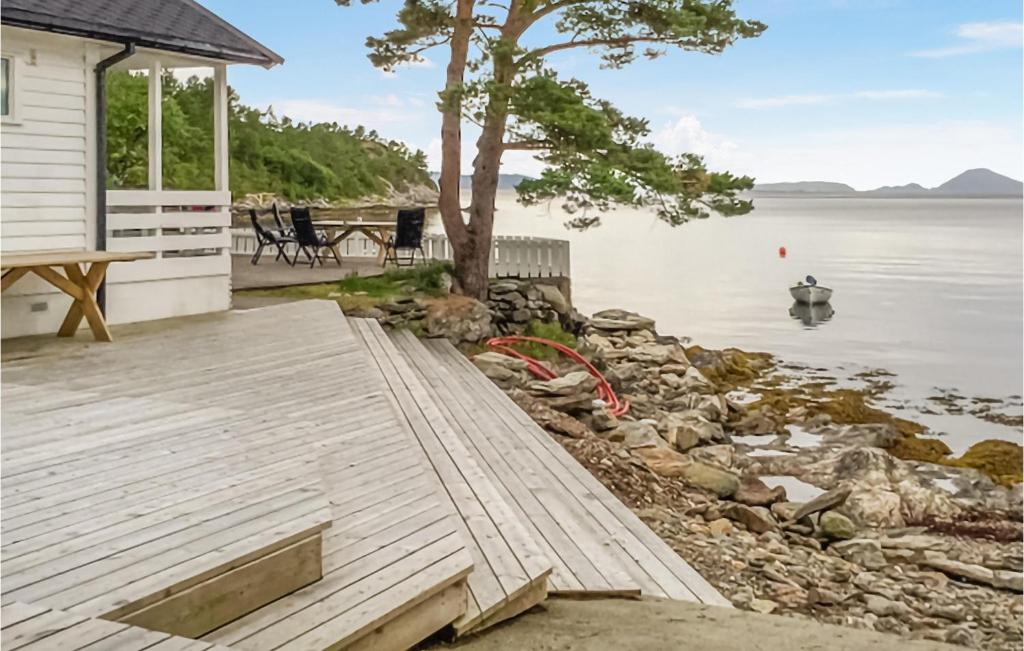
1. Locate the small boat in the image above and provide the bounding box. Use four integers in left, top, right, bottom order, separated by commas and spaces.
789, 275, 832, 305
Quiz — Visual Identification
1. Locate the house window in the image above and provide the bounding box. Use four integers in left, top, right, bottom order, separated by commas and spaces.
1, 55, 20, 123
1, 57, 10, 116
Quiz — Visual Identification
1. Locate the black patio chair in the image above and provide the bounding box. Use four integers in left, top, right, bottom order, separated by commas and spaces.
249, 209, 297, 265
271, 203, 293, 237
383, 208, 426, 267
289, 206, 342, 268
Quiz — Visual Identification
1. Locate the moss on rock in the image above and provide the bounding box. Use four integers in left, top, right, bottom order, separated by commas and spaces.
947, 440, 1023, 487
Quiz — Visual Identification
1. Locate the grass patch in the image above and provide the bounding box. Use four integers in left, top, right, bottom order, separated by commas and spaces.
504, 320, 577, 361
235, 261, 453, 312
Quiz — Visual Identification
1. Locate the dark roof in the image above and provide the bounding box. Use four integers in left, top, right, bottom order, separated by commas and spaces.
1, 0, 283, 67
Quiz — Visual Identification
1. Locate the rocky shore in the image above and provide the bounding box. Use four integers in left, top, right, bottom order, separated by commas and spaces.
455, 295, 1023, 650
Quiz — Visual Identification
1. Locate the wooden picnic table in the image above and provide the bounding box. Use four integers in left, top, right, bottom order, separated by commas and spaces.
1, 250, 154, 342
313, 219, 396, 265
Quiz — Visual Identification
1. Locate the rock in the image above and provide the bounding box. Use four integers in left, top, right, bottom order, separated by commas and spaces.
734, 476, 787, 507
472, 352, 529, 387
708, 518, 734, 537
510, 308, 532, 323
730, 586, 754, 608
749, 598, 778, 614
864, 595, 913, 617
689, 444, 736, 470
818, 510, 857, 540
831, 539, 886, 570
423, 296, 492, 344
722, 503, 778, 533
613, 421, 664, 449
679, 462, 741, 498
920, 555, 1024, 592
770, 501, 804, 522
806, 587, 843, 605
528, 371, 597, 397
877, 535, 950, 552
589, 407, 619, 431
843, 487, 905, 528
511, 392, 592, 439
790, 487, 851, 522
588, 309, 655, 331
945, 625, 977, 647
657, 413, 722, 451
633, 446, 690, 477
681, 366, 713, 391
627, 343, 688, 366
534, 284, 569, 315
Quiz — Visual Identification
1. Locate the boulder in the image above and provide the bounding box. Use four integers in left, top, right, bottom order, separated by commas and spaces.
679, 461, 741, 498
818, 510, 857, 540
722, 503, 778, 534
613, 421, 664, 449
920, 555, 1024, 592
535, 284, 569, 315
708, 518, 734, 536
734, 475, 787, 507
831, 539, 886, 570
588, 309, 656, 332
589, 407, 619, 431
528, 371, 597, 397
657, 412, 722, 451
633, 446, 690, 477
864, 595, 912, 618
843, 486, 905, 528
790, 487, 851, 522
472, 352, 529, 388
513, 393, 593, 439
681, 366, 713, 391
423, 296, 492, 344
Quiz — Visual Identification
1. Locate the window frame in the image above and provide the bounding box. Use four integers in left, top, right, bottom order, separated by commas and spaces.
1, 53, 23, 125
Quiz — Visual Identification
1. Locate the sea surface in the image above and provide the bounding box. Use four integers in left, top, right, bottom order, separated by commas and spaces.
470, 193, 1023, 453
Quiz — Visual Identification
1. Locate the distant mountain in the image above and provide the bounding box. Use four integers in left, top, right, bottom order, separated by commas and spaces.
753, 181, 856, 195
754, 168, 1022, 198
932, 168, 1023, 196
428, 173, 534, 190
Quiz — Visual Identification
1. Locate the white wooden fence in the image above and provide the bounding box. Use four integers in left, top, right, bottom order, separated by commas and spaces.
230, 229, 571, 279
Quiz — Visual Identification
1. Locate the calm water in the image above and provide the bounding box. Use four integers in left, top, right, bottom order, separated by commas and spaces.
474, 194, 1024, 452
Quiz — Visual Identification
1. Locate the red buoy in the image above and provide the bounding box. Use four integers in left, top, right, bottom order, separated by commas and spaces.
778, 246, 787, 258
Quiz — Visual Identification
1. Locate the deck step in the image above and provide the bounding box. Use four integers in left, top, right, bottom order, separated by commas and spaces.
395, 330, 730, 606
351, 318, 551, 635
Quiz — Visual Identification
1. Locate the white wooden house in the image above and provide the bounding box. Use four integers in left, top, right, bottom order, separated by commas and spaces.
1, 0, 281, 338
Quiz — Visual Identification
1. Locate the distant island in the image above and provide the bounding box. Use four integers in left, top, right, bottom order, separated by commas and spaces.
754, 168, 1023, 198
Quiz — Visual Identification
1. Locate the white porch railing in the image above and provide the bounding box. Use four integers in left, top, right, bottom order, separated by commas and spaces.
230, 229, 571, 278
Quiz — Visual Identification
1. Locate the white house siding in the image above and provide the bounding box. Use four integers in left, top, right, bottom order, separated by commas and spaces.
1, 27, 95, 337
1, 27, 234, 338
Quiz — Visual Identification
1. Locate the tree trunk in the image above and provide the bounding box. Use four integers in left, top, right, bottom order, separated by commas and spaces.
437, 0, 474, 287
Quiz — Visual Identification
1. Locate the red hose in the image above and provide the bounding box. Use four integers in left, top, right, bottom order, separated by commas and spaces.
486, 335, 630, 417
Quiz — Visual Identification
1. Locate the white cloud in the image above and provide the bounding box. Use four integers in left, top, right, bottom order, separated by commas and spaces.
912, 20, 1023, 58
653, 114, 753, 173
737, 89, 942, 109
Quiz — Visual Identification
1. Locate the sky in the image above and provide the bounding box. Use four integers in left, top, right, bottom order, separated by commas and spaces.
202, 0, 1023, 190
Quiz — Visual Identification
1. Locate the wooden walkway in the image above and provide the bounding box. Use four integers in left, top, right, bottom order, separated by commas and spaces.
390, 330, 729, 606
352, 319, 550, 634
2, 302, 473, 650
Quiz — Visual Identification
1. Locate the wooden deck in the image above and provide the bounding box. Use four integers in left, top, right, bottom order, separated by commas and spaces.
1, 299, 725, 650
2, 302, 473, 649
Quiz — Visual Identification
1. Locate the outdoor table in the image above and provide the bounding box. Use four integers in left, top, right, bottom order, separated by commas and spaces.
312, 220, 396, 265
1, 250, 155, 342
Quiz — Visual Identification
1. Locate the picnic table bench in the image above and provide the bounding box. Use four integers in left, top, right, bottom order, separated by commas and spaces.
1, 250, 154, 342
